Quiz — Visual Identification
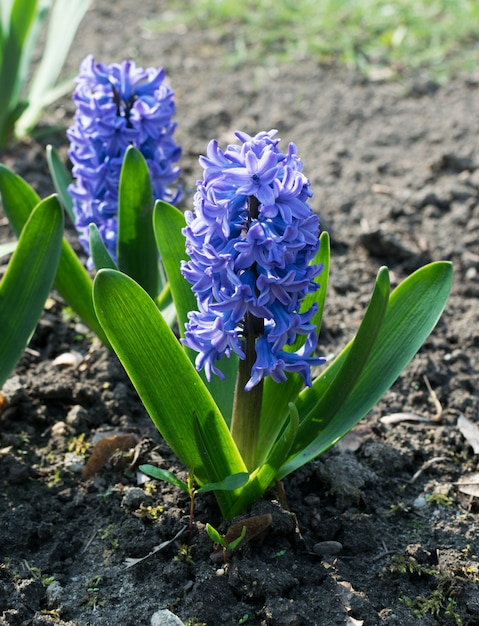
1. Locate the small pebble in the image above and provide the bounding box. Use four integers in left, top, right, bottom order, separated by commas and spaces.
63, 452, 85, 474
121, 487, 149, 509
45, 581, 64, 608
413, 496, 427, 508
150, 609, 186, 626
313, 541, 343, 556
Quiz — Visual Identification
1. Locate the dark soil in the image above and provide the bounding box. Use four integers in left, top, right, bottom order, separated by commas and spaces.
1, 2, 479, 625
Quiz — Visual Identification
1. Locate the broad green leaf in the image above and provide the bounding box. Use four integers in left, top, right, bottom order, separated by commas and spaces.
139, 464, 189, 493
93, 269, 247, 507
46, 144, 75, 222
257, 231, 330, 464
154, 200, 238, 421
0, 164, 109, 345
118, 146, 158, 298
153, 201, 195, 335
0, 196, 63, 388
279, 261, 453, 478
89, 224, 117, 271
15, 0, 92, 137
279, 266, 390, 471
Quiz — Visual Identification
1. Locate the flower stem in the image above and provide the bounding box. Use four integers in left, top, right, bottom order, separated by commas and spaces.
230, 312, 264, 471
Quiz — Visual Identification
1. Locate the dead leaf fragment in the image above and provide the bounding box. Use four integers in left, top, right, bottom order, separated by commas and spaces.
223, 514, 273, 549
457, 415, 479, 454
455, 473, 479, 498
82, 434, 138, 478
52, 351, 83, 368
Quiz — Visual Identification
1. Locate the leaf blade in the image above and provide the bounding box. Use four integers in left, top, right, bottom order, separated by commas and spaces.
0, 196, 63, 387
93, 269, 247, 493
279, 261, 453, 478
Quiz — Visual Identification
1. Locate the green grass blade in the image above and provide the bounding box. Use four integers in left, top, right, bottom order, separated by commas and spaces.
93, 269, 247, 492
0, 195, 63, 388
0, 241, 17, 258
279, 261, 453, 478
0, 0, 37, 146
46, 144, 75, 223
153, 199, 238, 421
117, 146, 158, 298
0, 164, 109, 345
15, 0, 92, 137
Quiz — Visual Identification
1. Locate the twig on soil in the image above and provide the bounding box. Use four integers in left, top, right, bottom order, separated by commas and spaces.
423, 375, 443, 422
406, 456, 449, 484
82, 530, 98, 553
124, 525, 188, 568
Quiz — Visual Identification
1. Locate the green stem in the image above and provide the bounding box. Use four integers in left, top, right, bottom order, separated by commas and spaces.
230, 194, 264, 470
230, 313, 264, 470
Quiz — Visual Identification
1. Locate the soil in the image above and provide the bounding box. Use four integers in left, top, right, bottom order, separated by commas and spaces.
1, 1, 479, 625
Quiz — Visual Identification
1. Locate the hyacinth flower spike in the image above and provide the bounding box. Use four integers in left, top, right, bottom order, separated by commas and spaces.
92, 130, 452, 519
181, 130, 325, 469
67, 55, 182, 300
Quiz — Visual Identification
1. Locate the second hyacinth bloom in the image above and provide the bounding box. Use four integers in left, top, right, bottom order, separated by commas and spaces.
181, 130, 325, 390
68, 55, 182, 265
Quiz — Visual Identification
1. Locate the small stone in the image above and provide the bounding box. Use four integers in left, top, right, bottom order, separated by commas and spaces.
413, 496, 427, 508
121, 487, 150, 509
150, 609, 186, 626
45, 581, 64, 608
64, 452, 85, 474
66, 405, 88, 427
313, 541, 343, 556
51, 421, 70, 437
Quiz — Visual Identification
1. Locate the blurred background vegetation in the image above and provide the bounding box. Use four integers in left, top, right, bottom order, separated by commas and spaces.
148, 0, 479, 81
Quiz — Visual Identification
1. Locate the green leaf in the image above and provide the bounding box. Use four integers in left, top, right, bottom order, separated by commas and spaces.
153, 200, 238, 421
117, 146, 158, 298
93, 269, 247, 511
89, 224, 117, 271
138, 464, 189, 493
0, 0, 37, 147
257, 231, 330, 464
205, 523, 226, 548
0, 164, 109, 345
196, 472, 250, 494
227, 525, 247, 551
46, 144, 75, 223
279, 261, 453, 478
15, 0, 92, 137
0, 196, 63, 388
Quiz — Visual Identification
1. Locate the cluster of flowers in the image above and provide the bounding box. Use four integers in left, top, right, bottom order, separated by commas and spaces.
181, 130, 325, 390
68, 55, 181, 264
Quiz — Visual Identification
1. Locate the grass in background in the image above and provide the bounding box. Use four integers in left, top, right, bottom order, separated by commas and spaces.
148, 0, 479, 80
